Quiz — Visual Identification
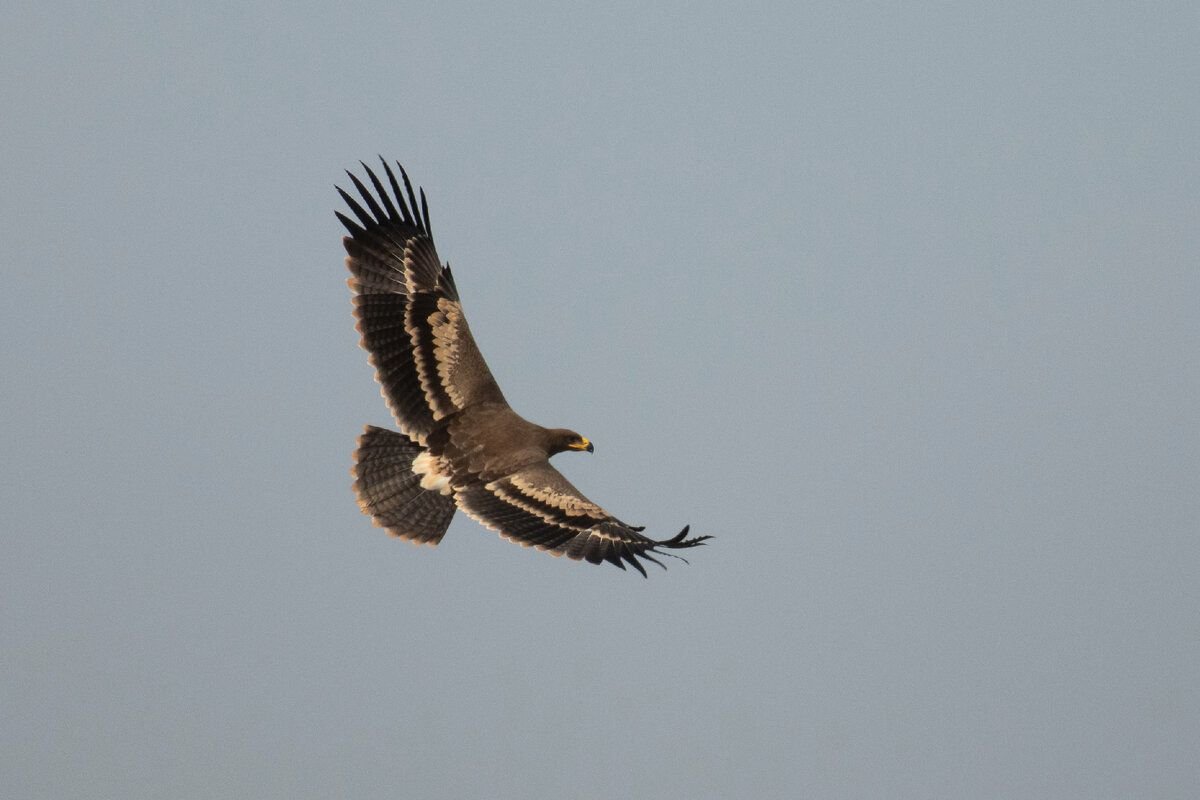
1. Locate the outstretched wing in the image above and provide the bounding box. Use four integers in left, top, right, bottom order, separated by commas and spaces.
454, 461, 711, 576
338, 160, 507, 445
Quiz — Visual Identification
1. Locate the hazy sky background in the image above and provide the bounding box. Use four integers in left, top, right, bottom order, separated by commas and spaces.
3, 2, 1198, 798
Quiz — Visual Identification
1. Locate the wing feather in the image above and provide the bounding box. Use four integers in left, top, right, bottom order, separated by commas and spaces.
454, 462, 710, 576
339, 160, 507, 444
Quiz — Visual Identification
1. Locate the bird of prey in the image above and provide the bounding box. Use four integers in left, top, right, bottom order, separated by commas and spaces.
337, 159, 711, 575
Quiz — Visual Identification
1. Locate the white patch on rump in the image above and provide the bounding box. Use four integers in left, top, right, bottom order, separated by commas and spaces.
412, 452, 453, 495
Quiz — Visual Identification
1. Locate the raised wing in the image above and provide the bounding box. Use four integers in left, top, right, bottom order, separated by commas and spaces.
338, 160, 507, 445
454, 461, 711, 576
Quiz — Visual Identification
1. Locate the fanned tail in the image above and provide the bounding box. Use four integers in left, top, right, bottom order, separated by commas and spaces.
352, 425, 457, 545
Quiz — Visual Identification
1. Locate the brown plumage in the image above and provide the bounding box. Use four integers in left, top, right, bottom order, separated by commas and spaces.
338, 159, 711, 575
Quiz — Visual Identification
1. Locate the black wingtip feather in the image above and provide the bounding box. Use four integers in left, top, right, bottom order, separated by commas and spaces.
335, 210, 364, 237
397, 163, 423, 233
337, 186, 376, 230
657, 525, 713, 549
419, 187, 432, 236
346, 171, 386, 221
638, 550, 669, 571
380, 159, 413, 225
362, 162, 399, 220
603, 551, 628, 572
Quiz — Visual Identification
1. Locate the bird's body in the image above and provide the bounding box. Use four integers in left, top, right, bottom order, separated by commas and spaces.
338, 160, 710, 575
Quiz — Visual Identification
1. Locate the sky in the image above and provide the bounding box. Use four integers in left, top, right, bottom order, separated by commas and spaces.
2, 2, 1198, 798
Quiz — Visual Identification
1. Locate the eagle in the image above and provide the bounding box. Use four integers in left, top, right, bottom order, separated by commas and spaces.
337, 159, 711, 575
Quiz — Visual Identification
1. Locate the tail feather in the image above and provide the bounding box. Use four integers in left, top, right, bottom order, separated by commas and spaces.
353, 425, 457, 545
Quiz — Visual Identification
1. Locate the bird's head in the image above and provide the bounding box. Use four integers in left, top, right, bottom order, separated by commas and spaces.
548, 428, 594, 455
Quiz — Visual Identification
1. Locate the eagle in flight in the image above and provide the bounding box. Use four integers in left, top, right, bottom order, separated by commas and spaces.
337, 159, 711, 575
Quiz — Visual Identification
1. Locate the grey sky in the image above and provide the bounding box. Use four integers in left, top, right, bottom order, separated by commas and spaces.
3, 2, 1198, 798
